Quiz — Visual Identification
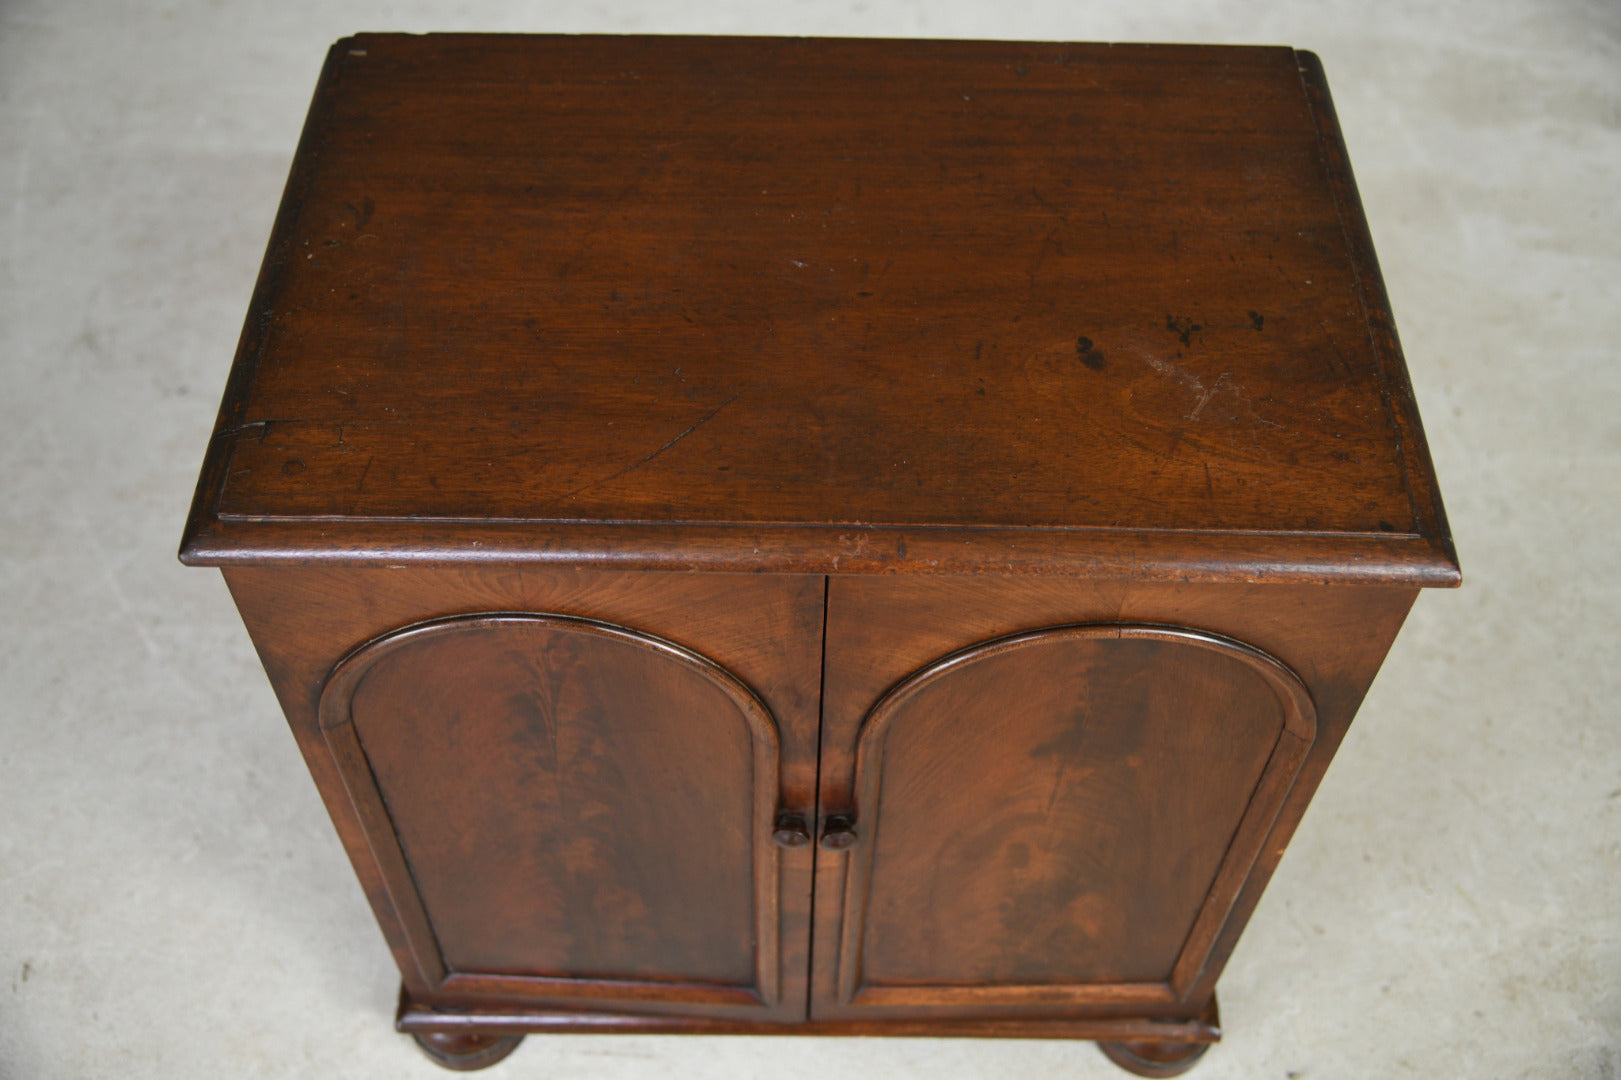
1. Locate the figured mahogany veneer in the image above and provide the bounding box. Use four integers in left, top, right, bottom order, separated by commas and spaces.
183, 34, 1457, 1076
828, 625, 1316, 1014
319, 614, 789, 1011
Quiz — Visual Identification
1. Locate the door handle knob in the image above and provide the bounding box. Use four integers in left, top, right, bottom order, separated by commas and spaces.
820, 813, 858, 850
771, 811, 812, 848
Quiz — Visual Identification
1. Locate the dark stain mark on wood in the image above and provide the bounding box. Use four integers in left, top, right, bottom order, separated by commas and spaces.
1166, 316, 1202, 347
1248, 311, 1265, 332
1075, 337, 1106, 371
344, 197, 375, 229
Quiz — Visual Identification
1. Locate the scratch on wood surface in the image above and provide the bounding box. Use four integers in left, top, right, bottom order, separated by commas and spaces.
554, 394, 738, 504
1044, 756, 1071, 819
1027, 224, 1063, 285
345, 454, 375, 516
1138, 353, 1282, 433
1188, 372, 1228, 421
1140, 354, 1204, 395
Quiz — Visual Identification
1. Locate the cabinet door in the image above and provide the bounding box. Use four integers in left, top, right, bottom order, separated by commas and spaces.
317, 612, 797, 1019
811, 622, 1315, 1020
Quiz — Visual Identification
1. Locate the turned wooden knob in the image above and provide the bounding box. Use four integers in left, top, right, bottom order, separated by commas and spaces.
772, 812, 811, 848
820, 814, 858, 850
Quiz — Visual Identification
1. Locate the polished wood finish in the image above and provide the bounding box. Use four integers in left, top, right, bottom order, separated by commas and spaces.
225, 567, 823, 1023
1099, 1038, 1211, 1078
319, 613, 786, 1008
822, 625, 1314, 1018
396, 987, 1222, 1043
180, 34, 1457, 588
814, 576, 1420, 1024
181, 33, 1458, 1076
410, 1031, 523, 1072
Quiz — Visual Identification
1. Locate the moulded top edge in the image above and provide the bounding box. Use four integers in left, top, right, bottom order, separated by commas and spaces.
178, 516, 1461, 588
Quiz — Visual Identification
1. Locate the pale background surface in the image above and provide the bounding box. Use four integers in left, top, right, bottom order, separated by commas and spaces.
0, 1, 1616, 1077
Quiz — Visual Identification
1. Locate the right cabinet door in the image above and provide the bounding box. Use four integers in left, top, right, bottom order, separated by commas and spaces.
811, 621, 1316, 1021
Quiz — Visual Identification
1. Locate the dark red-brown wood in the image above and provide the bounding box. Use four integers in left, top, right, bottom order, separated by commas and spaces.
1100, 1037, 1212, 1078
819, 625, 1314, 1019
813, 576, 1420, 1026
395, 987, 1223, 1044
180, 34, 1457, 587
320, 614, 786, 1007
224, 566, 824, 1023
411, 1031, 523, 1072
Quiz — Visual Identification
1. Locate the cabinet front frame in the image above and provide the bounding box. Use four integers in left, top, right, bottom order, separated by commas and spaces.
223, 568, 1420, 1031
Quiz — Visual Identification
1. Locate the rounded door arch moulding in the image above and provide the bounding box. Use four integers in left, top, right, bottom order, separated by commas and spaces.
827, 622, 1317, 1014
318, 611, 782, 750
317, 611, 788, 1013
858, 623, 1317, 750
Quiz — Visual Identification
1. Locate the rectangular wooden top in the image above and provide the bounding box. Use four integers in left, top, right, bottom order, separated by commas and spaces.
181, 34, 1457, 584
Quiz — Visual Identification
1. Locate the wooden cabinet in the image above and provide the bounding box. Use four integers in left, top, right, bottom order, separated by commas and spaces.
182, 35, 1458, 1076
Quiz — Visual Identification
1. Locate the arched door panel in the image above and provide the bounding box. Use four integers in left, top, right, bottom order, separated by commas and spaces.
318, 613, 788, 1016
816, 624, 1315, 1018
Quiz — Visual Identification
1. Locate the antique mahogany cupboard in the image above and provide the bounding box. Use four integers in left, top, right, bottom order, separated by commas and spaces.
179, 34, 1459, 1076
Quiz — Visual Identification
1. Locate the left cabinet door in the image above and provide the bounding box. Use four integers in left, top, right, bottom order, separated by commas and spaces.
224, 569, 826, 1025
322, 614, 788, 1012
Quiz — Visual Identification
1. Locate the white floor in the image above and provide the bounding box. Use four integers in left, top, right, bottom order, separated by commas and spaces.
1, 1, 1617, 1077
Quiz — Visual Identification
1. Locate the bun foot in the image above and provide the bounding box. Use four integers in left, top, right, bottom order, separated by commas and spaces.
1098, 1038, 1210, 1077
411, 1031, 524, 1071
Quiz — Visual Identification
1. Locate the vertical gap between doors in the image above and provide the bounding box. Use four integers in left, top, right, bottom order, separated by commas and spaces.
804, 573, 832, 1019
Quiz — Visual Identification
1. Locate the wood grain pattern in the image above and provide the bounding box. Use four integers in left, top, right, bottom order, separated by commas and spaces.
1295, 51, 1456, 572
820, 625, 1314, 1017
182, 36, 1460, 1068
814, 576, 1418, 1022
396, 987, 1222, 1043
224, 566, 823, 1021
188, 518, 1457, 585
319, 614, 784, 1006
179, 36, 1458, 586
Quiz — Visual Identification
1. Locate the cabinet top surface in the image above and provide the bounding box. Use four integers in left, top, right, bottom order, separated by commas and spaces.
182, 34, 1457, 584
